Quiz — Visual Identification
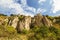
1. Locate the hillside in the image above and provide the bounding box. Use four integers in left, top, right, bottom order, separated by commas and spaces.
0, 14, 60, 40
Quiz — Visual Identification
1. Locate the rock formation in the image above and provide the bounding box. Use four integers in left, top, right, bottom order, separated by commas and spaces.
8, 16, 19, 28
0, 14, 53, 32
17, 16, 31, 32
11, 17, 19, 28
31, 14, 52, 27
33, 14, 43, 27
24, 16, 31, 30
42, 16, 52, 27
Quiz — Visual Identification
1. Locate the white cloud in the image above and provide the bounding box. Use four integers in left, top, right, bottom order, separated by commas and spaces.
38, 0, 46, 3
23, 6, 36, 13
53, 0, 60, 13
0, 0, 13, 4
0, 0, 36, 16
0, 0, 13, 8
38, 0, 46, 5
0, 0, 24, 14
20, 0, 36, 13
21, 0, 27, 5
37, 8, 47, 13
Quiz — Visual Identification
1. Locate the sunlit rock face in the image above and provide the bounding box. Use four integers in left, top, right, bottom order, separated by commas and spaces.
11, 17, 19, 28
8, 16, 19, 28
24, 16, 31, 30
31, 14, 52, 27
17, 20, 25, 32
32, 14, 43, 27
42, 16, 52, 27
17, 16, 31, 32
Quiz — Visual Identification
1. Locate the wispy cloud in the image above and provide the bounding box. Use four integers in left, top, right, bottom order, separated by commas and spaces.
38, 0, 46, 3
37, 8, 47, 13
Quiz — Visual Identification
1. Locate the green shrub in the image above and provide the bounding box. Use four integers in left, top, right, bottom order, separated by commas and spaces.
49, 26, 60, 40
32, 26, 40, 33
35, 33, 43, 40
28, 37, 37, 40
47, 33, 57, 40
6, 26, 17, 34
18, 15, 24, 20
32, 26, 50, 38
20, 29, 29, 34
0, 25, 17, 37
39, 26, 50, 37
49, 26, 59, 34
0, 25, 8, 37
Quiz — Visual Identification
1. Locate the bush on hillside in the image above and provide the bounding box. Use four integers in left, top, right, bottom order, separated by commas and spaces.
0, 25, 17, 37
6, 26, 17, 34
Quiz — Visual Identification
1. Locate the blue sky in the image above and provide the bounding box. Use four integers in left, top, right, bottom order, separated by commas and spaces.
0, 0, 60, 16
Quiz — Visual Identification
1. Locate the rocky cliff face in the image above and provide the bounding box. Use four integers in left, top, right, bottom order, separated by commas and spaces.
31, 14, 52, 27
24, 16, 31, 30
0, 14, 53, 32
42, 16, 52, 27
8, 16, 19, 28
33, 14, 43, 27
17, 16, 31, 32
11, 17, 19, 28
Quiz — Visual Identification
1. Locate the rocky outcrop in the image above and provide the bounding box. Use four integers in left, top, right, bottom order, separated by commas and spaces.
17, 16, 31, 32
8, 16, 31, 32
31, 14, 52, 27
11, 17, 19, 28
0, 14, 53, 32
17, 20, 25, 31
42, 16, 52, 27
33, 14, 43, 27
24, 16, 31, 30
53, 19, 56, 23
8, 16, 19, 28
